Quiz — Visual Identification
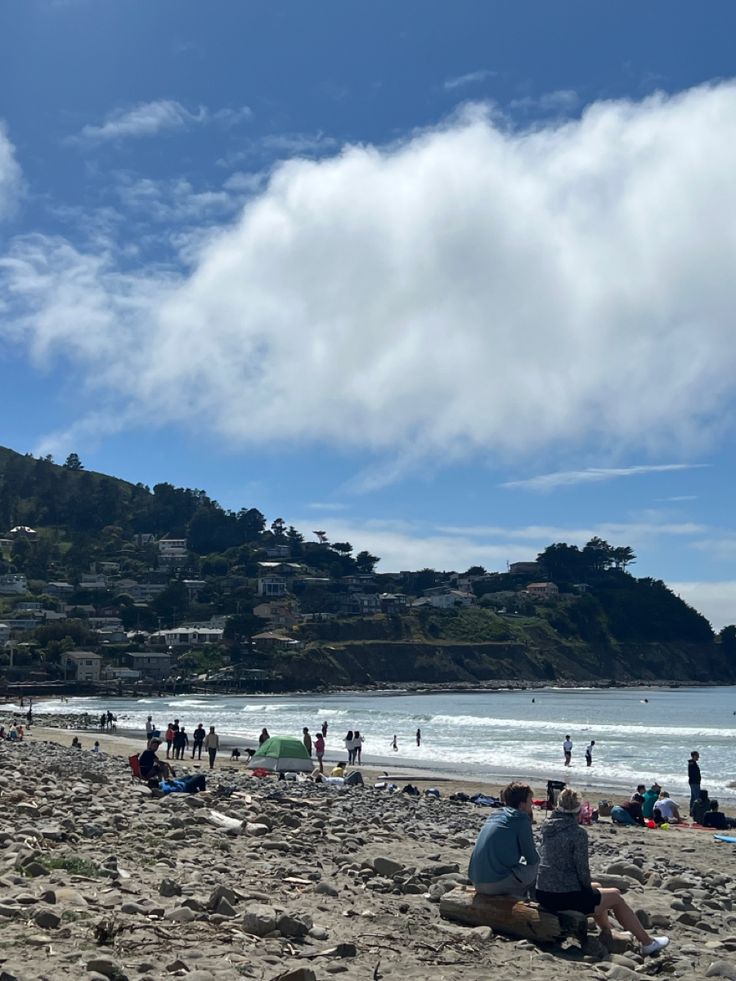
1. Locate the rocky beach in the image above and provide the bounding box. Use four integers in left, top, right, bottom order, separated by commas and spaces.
0, 721, 735, 981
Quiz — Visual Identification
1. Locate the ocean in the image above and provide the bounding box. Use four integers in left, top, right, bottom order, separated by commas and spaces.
14, 686, 736, 800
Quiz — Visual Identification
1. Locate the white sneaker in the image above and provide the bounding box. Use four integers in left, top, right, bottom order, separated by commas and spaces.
642, 936, 670, 956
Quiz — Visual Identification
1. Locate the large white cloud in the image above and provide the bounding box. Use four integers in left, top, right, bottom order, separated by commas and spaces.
4, 83, 736, 459
0, 123, 23, 221
669, 581, 736, 631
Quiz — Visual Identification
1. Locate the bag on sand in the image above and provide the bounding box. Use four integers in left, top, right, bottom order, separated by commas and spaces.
598, 800, 612, 818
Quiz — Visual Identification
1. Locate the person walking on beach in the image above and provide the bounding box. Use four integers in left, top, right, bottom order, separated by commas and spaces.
468, 781, 539, 898
303, 727, 313, 756
192, 723, 205, 760
314, 731, 326, 773
204, 725, 219, 769
259, 728, 270, 746
585, 740, 595, 767
353, 730, 364, 765
563, 735, 573, 767
536, 787, 669, 956
165, 723, 175, 759
688, 751, 701, 815
416, 728, 421, 747
391, 734, 398, 752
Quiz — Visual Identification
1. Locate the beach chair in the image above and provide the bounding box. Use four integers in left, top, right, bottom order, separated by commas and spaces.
128, 753, 143, 783
546, 780, 566, 810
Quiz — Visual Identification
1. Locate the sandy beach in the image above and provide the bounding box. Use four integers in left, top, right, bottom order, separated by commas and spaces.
0, 716, 734, 980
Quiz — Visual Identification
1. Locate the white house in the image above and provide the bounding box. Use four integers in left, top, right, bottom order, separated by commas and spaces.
257, 575, 288, 598
158, 538, 188, 563
417, 590, 476, 610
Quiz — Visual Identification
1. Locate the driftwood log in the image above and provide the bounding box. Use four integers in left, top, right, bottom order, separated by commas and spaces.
439, 888, 588, 945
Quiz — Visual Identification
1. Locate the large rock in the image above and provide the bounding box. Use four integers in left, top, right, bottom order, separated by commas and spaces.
372, 856, 403, 878
242, 903, 277, 937
277, 912, 313, 938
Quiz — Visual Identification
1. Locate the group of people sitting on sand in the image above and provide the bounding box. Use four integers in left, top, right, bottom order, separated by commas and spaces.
468, 782, 670, 957
0, 722, 24, 741
610, 782, 735, 829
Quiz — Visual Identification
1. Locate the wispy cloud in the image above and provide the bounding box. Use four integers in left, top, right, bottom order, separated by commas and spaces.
307, 502, 349, 512
0, 122, 24, 220
502, 464, 710, 493
68, 100, 252, 144
509, 89, 580, 114
444, 70, 496, 92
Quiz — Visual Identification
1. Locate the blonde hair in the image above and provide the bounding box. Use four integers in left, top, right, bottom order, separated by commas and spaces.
557, 787, 581, 813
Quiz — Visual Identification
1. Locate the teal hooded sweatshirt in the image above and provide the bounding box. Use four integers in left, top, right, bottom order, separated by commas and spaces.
468, 807, 539, 885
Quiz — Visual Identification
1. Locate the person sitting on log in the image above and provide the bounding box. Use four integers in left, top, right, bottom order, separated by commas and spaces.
536, 787, 669, 957
468, 782, 539, 898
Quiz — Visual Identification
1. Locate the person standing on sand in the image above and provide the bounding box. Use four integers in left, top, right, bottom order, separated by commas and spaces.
416, 728, 421, 747
192, 723, 205, 760
145, 716, 154, 741
173, 726, 188, 760
303, 727, 313, 756
563, 735, 573, 766
165, 723, 175, 759
353, 730, 364, 765
344, 730, 355, 764
314, 731, 325, 773
204, 726, 219, 769
536, 787, 669, 956
688, 751, 701, 815
585, 740, 595, 767
468, 782, 539, 898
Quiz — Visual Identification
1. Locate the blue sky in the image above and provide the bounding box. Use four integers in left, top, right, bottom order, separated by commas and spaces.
2, 1, 736, 626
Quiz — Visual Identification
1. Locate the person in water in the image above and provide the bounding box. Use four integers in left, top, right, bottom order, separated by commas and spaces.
536, 788, 669, 957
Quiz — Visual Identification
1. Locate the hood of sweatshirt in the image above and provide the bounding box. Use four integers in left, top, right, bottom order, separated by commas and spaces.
542, 809, 580, 838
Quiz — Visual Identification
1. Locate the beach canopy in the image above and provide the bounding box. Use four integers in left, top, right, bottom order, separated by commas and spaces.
247, 735, 313, 773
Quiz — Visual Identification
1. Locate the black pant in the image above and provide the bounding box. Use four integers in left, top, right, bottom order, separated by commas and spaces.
192, 742, 203, 759
208, 748, 217, 769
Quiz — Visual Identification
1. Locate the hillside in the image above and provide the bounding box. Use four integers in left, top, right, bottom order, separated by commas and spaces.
0, 444, 734, 691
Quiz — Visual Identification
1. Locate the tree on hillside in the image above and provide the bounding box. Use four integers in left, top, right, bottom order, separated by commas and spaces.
63, 453, 84, 471
582, 537, 615, 574
270, 518, 287, 539
537, 543, 584, 581
330, 541, 353, 556
612, 545, 636, 571
313, 530, 329, 544
355, 550, 380, 574
719, 625, 736, 656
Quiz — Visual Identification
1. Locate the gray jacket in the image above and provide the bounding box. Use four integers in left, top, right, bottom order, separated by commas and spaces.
536, 810, 591, 893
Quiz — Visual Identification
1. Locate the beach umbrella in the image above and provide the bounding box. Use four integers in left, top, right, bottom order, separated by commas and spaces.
247, 735, 313, 773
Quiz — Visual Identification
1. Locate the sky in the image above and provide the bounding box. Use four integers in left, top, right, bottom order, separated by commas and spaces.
1, 1, 736, 627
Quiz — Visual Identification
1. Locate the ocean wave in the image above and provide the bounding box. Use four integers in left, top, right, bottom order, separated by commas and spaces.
240, 704, 290, 713
167, 700, 226, 709
428, 714, 736, 740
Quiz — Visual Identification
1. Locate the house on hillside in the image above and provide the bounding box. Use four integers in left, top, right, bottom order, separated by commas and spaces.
379, 593, 408, 614
127, 651, 172, 679
525, 582, 559, 600
0, 623, 10, 644
264, 544, 291, 559
46, 581, 74, 598
0, 574, 28, 596
254, 599, 300, 629
509, 561, 540, 576
257, 575, 288, 598
415, 589, 476, 610
149, 626, 224, 648
158, 538, 188, 564
252, 631, 302, 652
8, 526, 37, 539
63, 650, 102, 682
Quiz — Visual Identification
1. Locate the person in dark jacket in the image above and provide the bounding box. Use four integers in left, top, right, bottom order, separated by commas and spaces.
692, 789, 710, 825
702, 800, 736, 830
688, 751, 701, 815
191, 724, 206, 760
536, 788, 669, 956
611, 794, 645, 826
468, 782, 539, 898
173, 727, 188, 760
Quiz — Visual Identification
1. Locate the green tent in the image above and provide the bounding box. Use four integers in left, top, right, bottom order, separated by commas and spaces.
247, 735, 313, 773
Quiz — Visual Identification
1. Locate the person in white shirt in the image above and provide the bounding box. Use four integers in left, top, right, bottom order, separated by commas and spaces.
563, 736, 573, 767
585, 740, 595, 767
204, 726, 219, 770
653, 792, 683, 824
